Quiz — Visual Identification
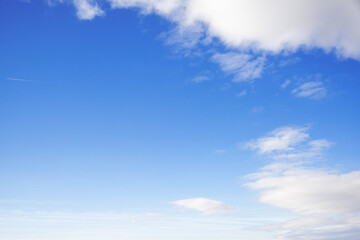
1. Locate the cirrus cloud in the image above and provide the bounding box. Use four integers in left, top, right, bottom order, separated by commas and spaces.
292, 81, 327, 100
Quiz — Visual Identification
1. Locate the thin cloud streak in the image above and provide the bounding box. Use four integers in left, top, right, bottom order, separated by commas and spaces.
292, 81, 327, 100
6, 77, 32, 82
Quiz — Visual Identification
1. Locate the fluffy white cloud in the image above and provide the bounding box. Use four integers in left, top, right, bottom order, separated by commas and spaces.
73, 0, 104, 20
64, 0, 360, 84
172, 198, 239, 215
246, 164, 360, 240
247, 167, 360, 215
292, 81, 327, 99
244, 126, 360, 239
107, 0, 360, 59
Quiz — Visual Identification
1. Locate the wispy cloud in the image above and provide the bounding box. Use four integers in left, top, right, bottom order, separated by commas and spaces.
244, 126, 309, 154
6, 77, 32, 82
0, 208, 287, 239
292, 81, 327, 99
211, 52, 265, 82
236, 90, 247, 97
278, 57, 301, 67
172, 198, 239, 215
276, 215, 360, 240
159, 24, 207, 56
281, 79, 291, 88
73, 0, 104, 20
191, 75, 210, 83
243, 126, 332, 161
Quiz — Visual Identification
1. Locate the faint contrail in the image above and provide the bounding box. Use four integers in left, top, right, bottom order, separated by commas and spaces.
6, 77, 32, 82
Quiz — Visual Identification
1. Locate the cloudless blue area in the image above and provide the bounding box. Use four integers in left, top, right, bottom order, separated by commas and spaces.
1, 0, 360, 213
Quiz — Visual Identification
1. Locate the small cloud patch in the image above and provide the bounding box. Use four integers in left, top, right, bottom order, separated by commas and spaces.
292, 81, 327, 99
172, 198, 239, 215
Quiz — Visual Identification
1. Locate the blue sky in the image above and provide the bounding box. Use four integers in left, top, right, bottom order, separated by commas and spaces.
1, 1, 360, 239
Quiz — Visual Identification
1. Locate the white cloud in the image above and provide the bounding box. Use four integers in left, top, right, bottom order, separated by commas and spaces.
236, 90, 247, 97
292, 81, 327, 99
247, 167, 360, 215
243, 126, 333, 162
191, 75, 210, 83
159, 24, 206, 53
172, 198, 239, 215
273, 139, 333, 161
107, 0, 360, 60
73, 0, 104, 20
60, 0, 360, 86
246, 165, 360, 239
244, 126, 360, 239
244, 126, 309, 154
276, 216, 360, 240
308, 139, 333, 151
108, 0, 183, 17
211, 52, 265, 82
281, 79, 291, 89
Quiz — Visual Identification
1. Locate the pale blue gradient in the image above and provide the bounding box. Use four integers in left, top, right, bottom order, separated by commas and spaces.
1, 1, 360, 239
